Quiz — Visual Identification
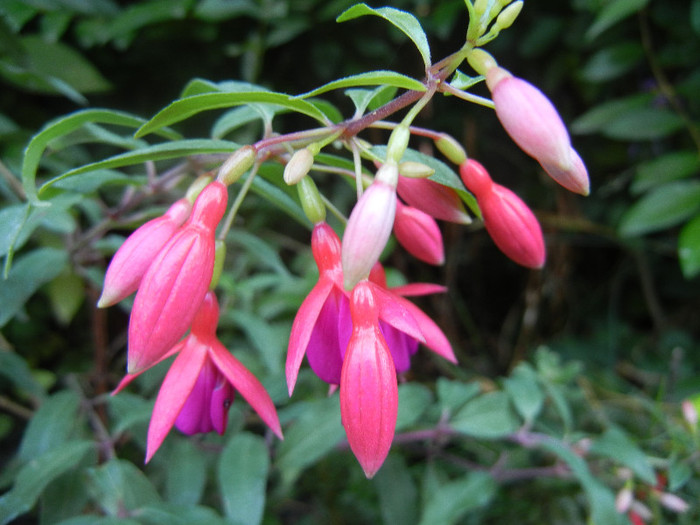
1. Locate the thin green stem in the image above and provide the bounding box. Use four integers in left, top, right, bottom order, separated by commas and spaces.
217, 162, 260, 241
439, 81, 495, 109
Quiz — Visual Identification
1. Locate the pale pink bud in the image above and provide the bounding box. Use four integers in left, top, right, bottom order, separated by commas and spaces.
393, 200, 444, 265
342, 180, 397, 290
396, 176, 471, 224
127, 181, 228, 374
478, 183, 546, 269
615, 487, 633, 513
340, 281, 398, 478
486, 67, 589, 195
658, 492, 690, 513
98, 199, 191, 308
683, 399, 698, 428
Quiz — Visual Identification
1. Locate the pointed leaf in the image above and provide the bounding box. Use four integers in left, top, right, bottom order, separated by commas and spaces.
619, 181, 700, 236
590, 427, 657, 485
374, 454, 418, 525
451, 391, 519, 438
86, 459, 161, 517
418, 471, 497, 525
679, 214, 700, 278
297, 70, 425, 99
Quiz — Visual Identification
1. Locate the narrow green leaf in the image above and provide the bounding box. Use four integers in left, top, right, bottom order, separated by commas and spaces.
86, 459, 161, 517
590, 427, 656, 485
249, 172, 310, 227
0, 441, 93, 525
632, 151, 700, 194
449, 69, 485, 90
586, 0, 649, 41
297, 70, 425, 99
618, 181, 700, 236
218, 432, 269, 525
604, 108, 685, 140
418, 471, 497, 525
0, 247, 68, 328
451, 391, 519, 438
503, 363, 545, 424
21, 108, 178, 204
436, 377, 480, 414
337, 4, 431, 69
134, 503, 228, 525
0, 350, 45, 401
679, 214, 700, 278
580, 42, 644, 82
39, 139, 239, 196
135, 92, 330, 138
571, 94, 652, 135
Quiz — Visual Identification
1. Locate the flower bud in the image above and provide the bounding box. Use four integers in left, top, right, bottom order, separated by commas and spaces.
342, 180, 397, 290
284, 148, 314, 185
658, 492, 690, 514
386, 124, 411, 164
683, 399, 698, 428
459, 159, 493, 198
217, 145, 256, 185
397, 176, 471, 224
493, 1, 523, 32
394, 200, 444, 265
479, 183, 546, 269
467, 48, 497, 76
297, 176, 326, 224
435, 133, 467, 165
540, 147, 590, 196
98, 198, 192, 308
398, 161, 435, 179
615, 486, 633, 513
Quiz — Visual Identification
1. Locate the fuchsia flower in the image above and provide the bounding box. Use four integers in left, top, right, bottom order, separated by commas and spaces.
128, 181, 228, 374
393, 199, 445, 265
397, 176, 471, 224
486, 66, 589, 196
115, 291, 282, 462
340, 280, 398, 478
460, 159, 545, 269
98, 198, 192, 308
286, 222, 456, 395
341, 178, 397, 290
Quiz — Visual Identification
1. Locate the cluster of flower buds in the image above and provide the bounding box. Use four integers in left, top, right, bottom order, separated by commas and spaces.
100, 151, 282, 461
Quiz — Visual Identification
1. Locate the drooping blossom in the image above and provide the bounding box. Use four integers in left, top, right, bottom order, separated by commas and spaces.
98, 198, 192, 308
286, 222, 456, 394
460, 159, 545, 269
342, 172, 397, 290
115, 291, 282, 462
485, 66, 589, 196
127, 181, 228, 374
396, 175, 471, 224
393, 199, 445, 265
340, 280, 398, 478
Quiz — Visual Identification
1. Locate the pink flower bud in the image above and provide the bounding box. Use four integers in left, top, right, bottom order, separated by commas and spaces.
340, 281, 398, 478
397, 176, 471, 224
393, 200, 444, 265
486, 67, 589, 195
342, 180, 397, 290
459, 159, 493, 198
127, 181, 228, 374
479, 183, 545, 269
98, 199, 191, 308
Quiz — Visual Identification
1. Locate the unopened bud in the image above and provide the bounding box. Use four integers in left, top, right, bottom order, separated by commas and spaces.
297, 176, 326, 224
658, 492, 690, 513
494, 1, 523, 31
284, 148, 314, 185
467, 48, 497, 76
375, 162, 399, 188
217, 145, 256, 185
386, 124, 411, 164
682, 399, 698, 428
186, 174, 214, 203
435, 134, 467, 165
615, 487, 633, 513
399, 161, 434, 179
210, 240, 226, 290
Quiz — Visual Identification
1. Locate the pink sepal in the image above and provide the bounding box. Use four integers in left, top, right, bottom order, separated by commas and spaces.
396, 177, 470, 224
393, 200, 445, 265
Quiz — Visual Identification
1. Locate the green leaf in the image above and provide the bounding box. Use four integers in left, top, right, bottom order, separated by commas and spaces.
0, 441, 93, 525
276, 397, 345, 485
165, 439, 207, 506
135, 91, 331, 138
618, 181, 700, 236
18, 390, 80, 461
0, 247, 68, 328
134, 503, 228, 525
679, 214, 700, 278
0, 350, 45, 401
86, 459, 161, 517
571, 94, 652, 135
40, 139, 239, 195
451, 391, 519, 439
632, 151, 700, 194
337, 4, 431, 69
503, 363, 545, 424
21, 108, 176, 204
418, 471, 497, 525
249, 170, 310, 227
580, 42, 644, 82
297, 70, 425, 99
396, 383, 432, 431
539, 439, 627, 525
374, 454, 418, 525
46, 269, 85, 325
586, 0, 649, 41
604, 108, 685, 140
449, 70, 484, 90
218, 432, 269, 525
590, 427, 656, 485
436, 378, 480, 414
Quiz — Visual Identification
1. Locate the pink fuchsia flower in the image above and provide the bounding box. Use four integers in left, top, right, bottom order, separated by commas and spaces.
98, 198, 192, 308
342, 178, 397, 290
286, 222, 456, 394
116, 291, 282, 462
393, 200, 445, 265
396, 176, 471, 224
486, 66, 589, 196
460, 159, 545, 269
127, 181, 228, 374
340, 279, 398, 478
